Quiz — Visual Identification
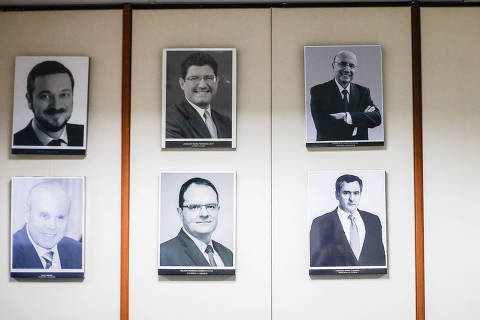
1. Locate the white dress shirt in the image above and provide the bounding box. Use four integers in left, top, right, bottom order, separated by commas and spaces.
182, 228, 225, 267
336, 207, 366, 253
334, 79, 357, 136
32, 118, 68, 146
186, 98, 213, 124
26, 225, 62, 269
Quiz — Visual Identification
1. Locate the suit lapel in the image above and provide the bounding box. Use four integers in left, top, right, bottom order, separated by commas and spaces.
18, 226, 44, 268
57, 238, 73, 269
26, 121, 43, 145
210, 110, 224, 138
348, 83, 359, 112
65, 124, 74, 146
178, 230, 210, 266
327, 80, 345, 109
212, 241, 231, 266
181, 100, 212, 138
358, 210, 371, 262
65, 124, 83, 146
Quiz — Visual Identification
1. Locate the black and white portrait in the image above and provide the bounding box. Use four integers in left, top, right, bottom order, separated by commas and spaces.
162, 48, 236, 149
10, 177, 85, 278
308, 170, 387, 275
305, 45, 384, 147
158, 172, 236, 275
11, 56, 89, 155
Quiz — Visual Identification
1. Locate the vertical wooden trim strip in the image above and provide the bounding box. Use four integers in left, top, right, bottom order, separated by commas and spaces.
121, 4, 132, 320
411, 3, 425, 320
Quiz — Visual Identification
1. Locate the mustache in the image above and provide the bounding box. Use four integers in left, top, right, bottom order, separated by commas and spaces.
43, 108, 67, 115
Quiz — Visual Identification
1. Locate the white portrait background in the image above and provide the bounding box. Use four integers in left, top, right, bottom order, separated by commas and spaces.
158, 171, 236, 254
11, 176, 85, 241
308, 169, 387, 251
12, 56, 90, 134
304, 45, 384, 143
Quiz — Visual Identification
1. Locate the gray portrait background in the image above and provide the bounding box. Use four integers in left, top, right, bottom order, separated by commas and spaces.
308, 169, 387, 255
304, 45, 384, 143
11, 177, 85, 242
12, 56, 89, 140
158, 171, 235, 256
164, 49, 234, 120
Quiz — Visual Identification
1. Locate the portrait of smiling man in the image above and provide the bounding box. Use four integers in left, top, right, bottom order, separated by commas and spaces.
309, 172, 386, 273
305, 46, 384, 145
11, 57, 89, 154
13, 60, 83, 147
11, 177, 84, 275
159, 173, 235, 272
163, 49, 235, 148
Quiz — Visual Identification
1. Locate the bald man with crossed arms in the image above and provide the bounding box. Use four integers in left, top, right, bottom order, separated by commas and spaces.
310, 50, 382, 142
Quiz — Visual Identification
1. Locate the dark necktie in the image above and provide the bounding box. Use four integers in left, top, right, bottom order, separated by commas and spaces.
205, 245, 217, 267
47, 139, 62, 146
342, 89, 349, 112
42, 251, 54, 269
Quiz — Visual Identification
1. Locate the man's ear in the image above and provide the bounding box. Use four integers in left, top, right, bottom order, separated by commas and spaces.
335, 191, 340, 201
179, 77, 185, 90
25, 92, 33, 110
177, 207, 183, 217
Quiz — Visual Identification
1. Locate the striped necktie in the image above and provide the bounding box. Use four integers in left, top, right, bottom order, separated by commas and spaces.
205, 245, 217, 267
203, 110, 218, 138
42, 251, 54, 269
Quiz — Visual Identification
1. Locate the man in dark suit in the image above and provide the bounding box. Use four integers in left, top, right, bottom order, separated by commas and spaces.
13, 60, 84, 147
12, 181, 82, 270
310, 50, 381, 141
310, 174, 385, 267
166, 52, 232, 139
160, 177, 233, 267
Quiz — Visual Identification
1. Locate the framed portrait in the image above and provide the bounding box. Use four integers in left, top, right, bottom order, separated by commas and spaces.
305, 45, 384, 147
161, 48, 237, 149
10, 177, 85, 278
308, 170, 387, 275
11, 56, 89, 155
158, 171, 236, 275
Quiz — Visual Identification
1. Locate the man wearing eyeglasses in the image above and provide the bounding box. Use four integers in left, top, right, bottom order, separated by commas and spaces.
310, 50, 381, 141
160, 177, 233, 267
310, 174, 385, 267
165, 52, 232, 139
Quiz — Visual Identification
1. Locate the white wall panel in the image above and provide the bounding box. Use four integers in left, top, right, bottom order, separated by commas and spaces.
272, 7, 415, 320
0, 10, 122, 320
422, 7, 480, 320
130, 9, 271, 320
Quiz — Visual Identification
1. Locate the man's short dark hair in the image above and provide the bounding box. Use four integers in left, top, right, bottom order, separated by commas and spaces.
178, 177, 219, 208
180, 52, 218, 79
335, 174, 363, 194
27, 61, 74, 99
